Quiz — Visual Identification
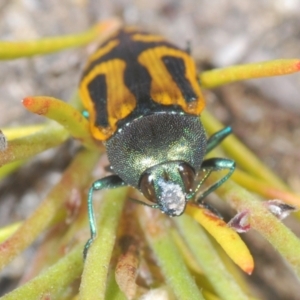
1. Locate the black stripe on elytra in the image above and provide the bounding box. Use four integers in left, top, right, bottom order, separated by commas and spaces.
162, 56, 197, 103
87, 74, 109, 127
82, 30, 178, 79
82, 30, 191, 131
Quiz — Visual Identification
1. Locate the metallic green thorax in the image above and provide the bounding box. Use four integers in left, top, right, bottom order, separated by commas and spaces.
105, 113, 207, 188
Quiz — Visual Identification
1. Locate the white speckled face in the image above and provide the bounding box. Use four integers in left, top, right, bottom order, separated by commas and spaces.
157, 178, 186, 216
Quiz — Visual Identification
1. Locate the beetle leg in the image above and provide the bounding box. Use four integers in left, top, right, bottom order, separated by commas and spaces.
84, 175, 126, 259
206, 126, 232, 154
194, 158, 235, 202
198, 201, 223, 219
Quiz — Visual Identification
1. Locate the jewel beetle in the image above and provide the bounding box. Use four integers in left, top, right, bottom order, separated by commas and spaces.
79, 27, 235, 256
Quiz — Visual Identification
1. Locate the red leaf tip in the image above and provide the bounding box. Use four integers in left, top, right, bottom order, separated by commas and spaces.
244, 266, 254, 275
22, 97, 33, 107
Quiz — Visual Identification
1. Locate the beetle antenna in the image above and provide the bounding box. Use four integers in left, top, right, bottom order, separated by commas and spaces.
129, 197, 160, 209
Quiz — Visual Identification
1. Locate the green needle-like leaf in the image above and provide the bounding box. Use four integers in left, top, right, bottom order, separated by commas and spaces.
0, 245, 83, 299
175, 215, 250, 300
0, 149, 99, 270
0, 123, 69, 166
0, 19, 121, 59
137, 207, 205, 300
80, 188, 128, 300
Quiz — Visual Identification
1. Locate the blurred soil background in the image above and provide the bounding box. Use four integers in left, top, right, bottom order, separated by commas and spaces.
1, 0, 300, 299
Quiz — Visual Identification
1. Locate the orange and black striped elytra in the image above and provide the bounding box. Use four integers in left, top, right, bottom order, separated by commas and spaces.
79, 27, 205, 141
80, 27, 235, 257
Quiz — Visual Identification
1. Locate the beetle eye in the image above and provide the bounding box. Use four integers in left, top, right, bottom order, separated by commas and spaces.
139, 172, 157, 203
179, 163, 195, 192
